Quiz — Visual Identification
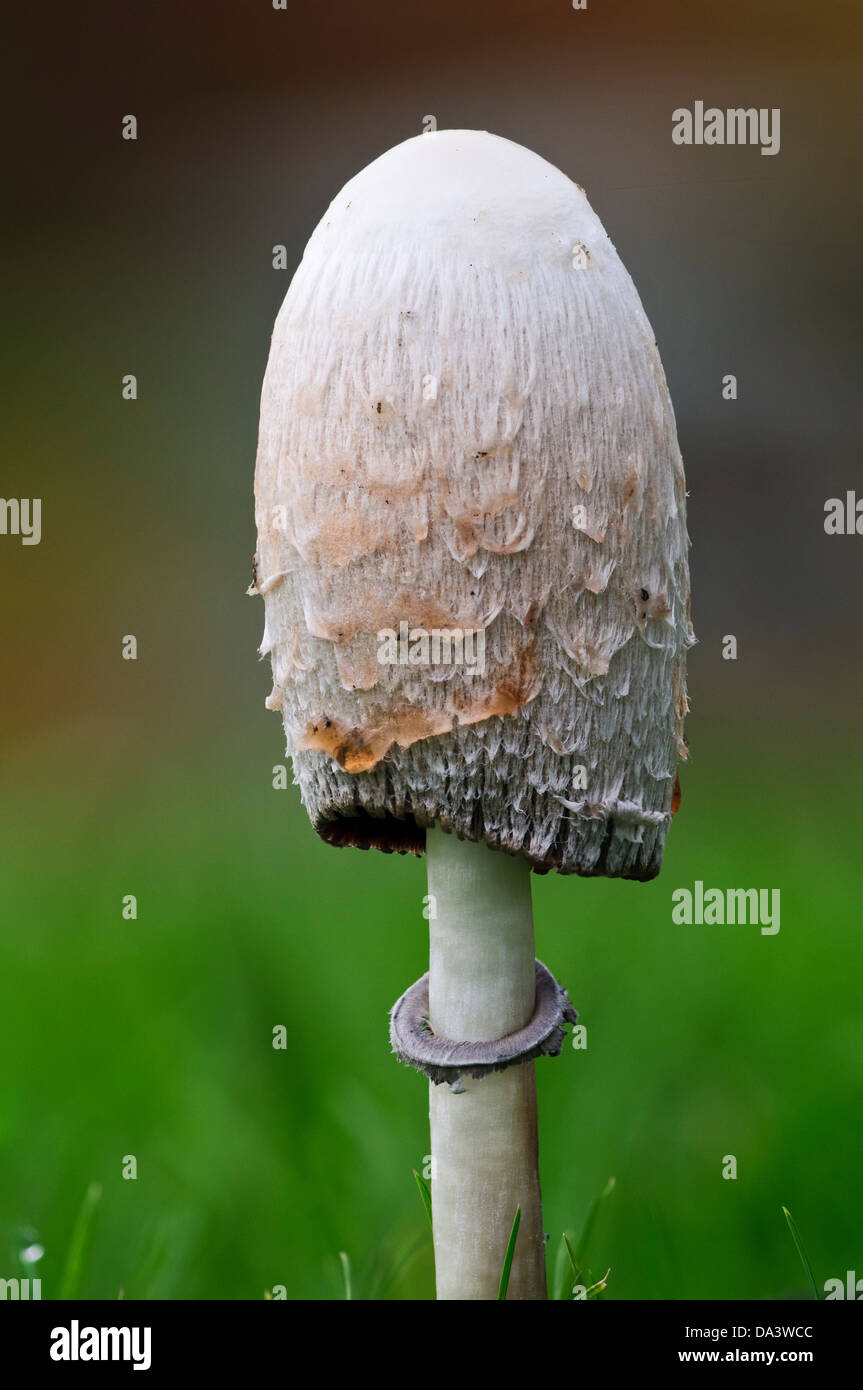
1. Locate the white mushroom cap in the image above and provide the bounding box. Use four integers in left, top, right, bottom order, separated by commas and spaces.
253, 130, 694, 878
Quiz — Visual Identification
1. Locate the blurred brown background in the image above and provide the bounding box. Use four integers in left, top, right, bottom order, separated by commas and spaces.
4, 0, 862, 749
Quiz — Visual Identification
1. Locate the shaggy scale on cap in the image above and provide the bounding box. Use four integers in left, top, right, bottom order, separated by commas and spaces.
253, 130, 694, 878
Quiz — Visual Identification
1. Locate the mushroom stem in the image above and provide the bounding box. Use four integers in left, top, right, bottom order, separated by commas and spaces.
426, 825, 547, 1300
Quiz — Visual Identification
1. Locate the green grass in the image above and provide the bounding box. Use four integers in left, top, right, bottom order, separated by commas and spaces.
412, 1170, 433, 1229
782, 1207, 819, 1301
497, 1206, 521, 1300
554, 1176, 615, 1299
57, 1182, 102, 1300
338, 1251, 353, 1302
1, 717, 861, 1298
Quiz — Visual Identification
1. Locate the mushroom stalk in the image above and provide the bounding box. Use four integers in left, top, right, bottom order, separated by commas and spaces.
426, 825, 547, 1300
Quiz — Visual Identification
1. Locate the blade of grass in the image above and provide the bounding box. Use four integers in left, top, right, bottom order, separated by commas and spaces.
586, 1267, 611, 1299
563, 1231, 583, 1285
575, 1176, 615, 1279
497, 1205, 521, 1301
374, 1230, 430, 1299
553, 1231, 577, 1300
338, 1250, 353, 1301
553, 1230, 584, 1300
58, 1182, 102, 1300
782, 1206, 819, 1300
126, 1224, 171, 1300
412, 1168, 433, 1229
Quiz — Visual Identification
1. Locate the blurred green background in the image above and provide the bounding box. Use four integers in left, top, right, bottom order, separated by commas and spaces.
3, 0, 861, 1299
2, 716, 862, 1299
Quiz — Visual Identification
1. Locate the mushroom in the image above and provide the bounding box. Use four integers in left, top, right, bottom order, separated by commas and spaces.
253, 129, 693, 1300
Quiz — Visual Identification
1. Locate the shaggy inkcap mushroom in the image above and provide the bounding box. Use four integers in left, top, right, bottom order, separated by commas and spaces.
253, 129, 693, 877
255, 129, 694, 1303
